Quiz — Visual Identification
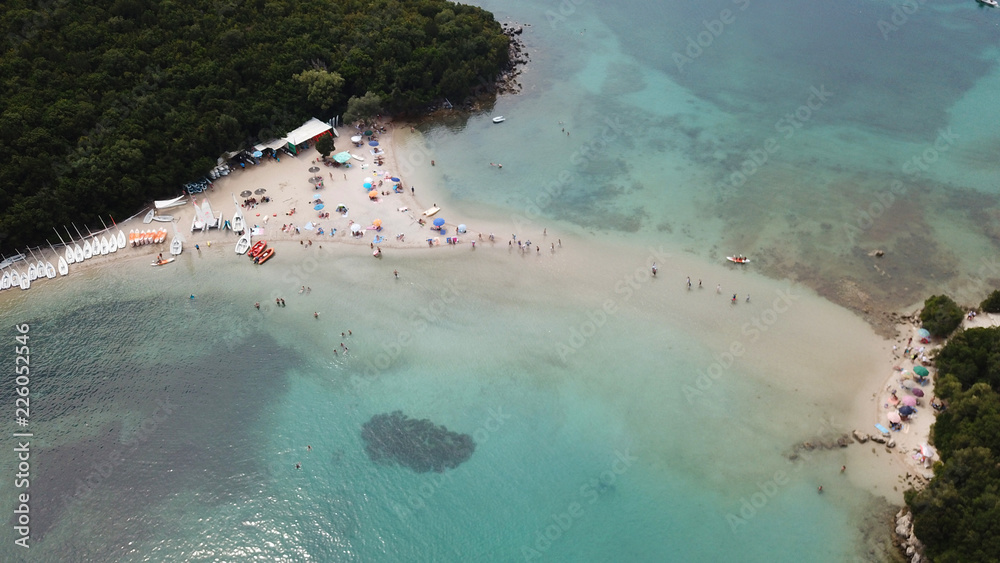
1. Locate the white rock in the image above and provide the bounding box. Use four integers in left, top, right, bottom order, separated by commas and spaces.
896, 524, 909, 537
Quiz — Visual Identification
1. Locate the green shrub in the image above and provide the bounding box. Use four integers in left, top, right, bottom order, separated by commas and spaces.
981, 290, 1000, 313
920, 294, 964, 338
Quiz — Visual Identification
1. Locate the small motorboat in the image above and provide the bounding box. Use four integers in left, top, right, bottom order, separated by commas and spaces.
492, 116, 505, 123
726, 256, 750, 264
977, 0, 998, 6
256, 248, 275, 264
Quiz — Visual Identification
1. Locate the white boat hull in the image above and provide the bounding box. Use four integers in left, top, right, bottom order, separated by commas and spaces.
235, 233, 251, 255
45, 262, 56, 278
65, 247, 75, 265
74, 245, 84, 262
143, 209, 154, 223
170, 237, 183, 256
57, 257, 68, 276
117, 230, 126, 248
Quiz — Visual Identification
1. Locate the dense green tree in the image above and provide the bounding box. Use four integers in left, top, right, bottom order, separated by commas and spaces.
921, 294, 965, 338
315, 134, 335, 158
0, 0, 510, 253
343, 91, 384, 124
294, 68, 345, 111
906, 325, 1000, 561
981, 290, 1000, 313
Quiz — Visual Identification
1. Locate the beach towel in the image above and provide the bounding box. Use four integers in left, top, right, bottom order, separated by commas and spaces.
888, 394, 900, 406
875, 424, 890, 435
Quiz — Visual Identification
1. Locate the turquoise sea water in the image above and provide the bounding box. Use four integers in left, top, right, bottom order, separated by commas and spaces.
3, 0, 1000, 560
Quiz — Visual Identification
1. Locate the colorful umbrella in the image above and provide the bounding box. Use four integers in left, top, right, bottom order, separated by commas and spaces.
391, 177, 400, 182
369, 141, 379, 147
898, 405, 916, 416
364, 182, 372, 189
373, 219, 382, 228
910, 388, 924, 397
902, 395, 917, 407
364, 130, 373, 136
887, 411, 901, 424
252, 150, 263, 158
913, 366, 929, 377
433, 218, 445, 227
314, 204, 324, 210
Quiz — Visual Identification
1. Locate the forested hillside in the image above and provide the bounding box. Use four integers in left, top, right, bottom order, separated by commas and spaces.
0, 0, 509, 252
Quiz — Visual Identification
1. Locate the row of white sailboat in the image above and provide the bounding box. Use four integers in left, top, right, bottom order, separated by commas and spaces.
1, 192, 255, 291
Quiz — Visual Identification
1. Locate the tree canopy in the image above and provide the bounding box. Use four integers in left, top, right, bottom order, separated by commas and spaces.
920, 294, 965, 338
906, 326, 1000, 561
0, 0, 509, 253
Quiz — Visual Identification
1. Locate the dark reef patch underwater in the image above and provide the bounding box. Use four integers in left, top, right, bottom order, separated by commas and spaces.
361, 411, 475, 473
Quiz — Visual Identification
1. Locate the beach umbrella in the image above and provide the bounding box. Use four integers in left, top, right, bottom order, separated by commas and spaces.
391, 177, 400, 182
252, 150, 263, 158
373, 219, 382, 228
887, 411, 901, 424
911, 388, 925, 397
364, 130, 373, 136
902, 395, 917, 407
433, 218, 445, 227
921, 444, 934, 459
313, 194, 322, 200
314, 204, 324, 210
457, 224, 467, 233
351, 223, 362, 233
240, 190, 252, 197
898, 405, 916, 416
369, 140, 379, 147
351, 135, 362, 143
913, 366, 929, 378
364, 182, 372, 189
255, 188, 267, 195
334, 152, 352, 164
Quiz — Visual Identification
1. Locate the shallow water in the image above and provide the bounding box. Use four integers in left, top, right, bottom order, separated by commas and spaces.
4, 0, 998, 560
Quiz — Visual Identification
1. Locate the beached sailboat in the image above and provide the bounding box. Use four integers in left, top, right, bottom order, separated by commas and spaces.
152, 215, 174, 222
232, 194, 245, 233
143, 209, 154, 223
1, 271, 9, 289
100, 236, 110, 255
18, 270, 29, 290
235, 232, 251, 255
108, 232, 118, 253
170, 222, 183, 256
492, 116, 505, 123
154, 195, 188, 210
47, 242, 69, 276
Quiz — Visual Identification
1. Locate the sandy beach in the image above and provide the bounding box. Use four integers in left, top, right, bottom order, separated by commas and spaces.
5, 118, 960, 509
